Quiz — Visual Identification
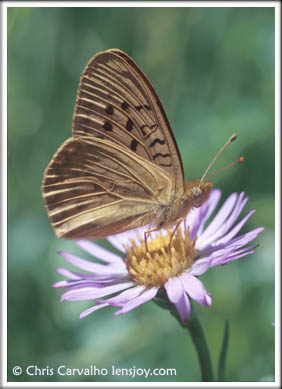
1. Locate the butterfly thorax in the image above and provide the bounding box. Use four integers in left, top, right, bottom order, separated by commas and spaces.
155, 180, 212, 229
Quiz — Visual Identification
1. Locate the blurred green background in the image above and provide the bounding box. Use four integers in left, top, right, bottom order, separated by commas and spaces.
8, 6, 275, 383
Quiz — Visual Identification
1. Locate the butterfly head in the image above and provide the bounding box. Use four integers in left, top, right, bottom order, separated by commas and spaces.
184, 134, 243, 209
185, 180, 213, 208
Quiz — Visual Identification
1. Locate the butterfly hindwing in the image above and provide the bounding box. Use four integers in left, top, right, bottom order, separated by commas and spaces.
42, 136, 172, 239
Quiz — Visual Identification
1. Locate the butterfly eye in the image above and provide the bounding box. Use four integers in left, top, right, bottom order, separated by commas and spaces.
191, 187, 203, 204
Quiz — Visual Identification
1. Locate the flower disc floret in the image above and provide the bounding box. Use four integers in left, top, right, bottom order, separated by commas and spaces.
125, 228, 196, 287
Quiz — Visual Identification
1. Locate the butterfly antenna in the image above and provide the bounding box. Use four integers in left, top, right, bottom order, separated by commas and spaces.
205, 157, 245, 180
200, 133, 238, 183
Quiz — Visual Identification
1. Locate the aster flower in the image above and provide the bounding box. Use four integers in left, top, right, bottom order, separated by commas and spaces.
53, 189, 263, 324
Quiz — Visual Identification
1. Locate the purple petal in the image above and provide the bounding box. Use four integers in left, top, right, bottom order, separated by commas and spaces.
197, 194, 248, 250
219, 193, 248, 235
197, 193, 249, 250
233, 226, 264, 244
165, 277, 183, 303
114, 286, 159, 316
96, 285, 146, 307
60, 281, 134, 302
219, 249, 257, 264
53, 280, 70, 288
165, 277, 191, 323
107, 226, 148, 252
55, 268, 125, 282
107, 224, 159, 252
106, 235, 125, 252
197, 192, 238, 243
75, 239, 123, 263
80, 303, 109, 319
192, 224, 262, 270
56, 268, 81, 280
210, 245, 258, 266
204, 227, 264, 256
182, 207, 202, 237
120, 225, 147, 243
55, 279, 115, 290
188, 189, 222, 240
215, 210, 256, 245
180, 274, 212, 306
59, 252, 127, 275
189, 257, 213, 276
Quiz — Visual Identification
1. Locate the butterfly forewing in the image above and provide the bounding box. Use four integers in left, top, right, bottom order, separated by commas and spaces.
72, 49, 184, 193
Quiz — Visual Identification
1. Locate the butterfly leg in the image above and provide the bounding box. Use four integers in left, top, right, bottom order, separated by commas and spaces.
184, 215, 188, 232
144, 218, 183, 253
144, 227, 160, 252
168, 218, 183, 250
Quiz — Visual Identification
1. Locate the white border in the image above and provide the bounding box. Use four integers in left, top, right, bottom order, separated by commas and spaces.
1, 1, 280, 388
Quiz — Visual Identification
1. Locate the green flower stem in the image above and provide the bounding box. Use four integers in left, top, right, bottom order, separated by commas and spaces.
154, 296, 214, 382
184, 303, 214, 382
217, 320, 229, 381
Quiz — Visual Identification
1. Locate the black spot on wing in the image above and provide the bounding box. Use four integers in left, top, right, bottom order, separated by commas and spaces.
121, 101, 129, 110
130, 139, 138, 152
105, 105, 114, 115
149, 138, 166, 148
103, 122, 113, 131
126, 119, 133, 132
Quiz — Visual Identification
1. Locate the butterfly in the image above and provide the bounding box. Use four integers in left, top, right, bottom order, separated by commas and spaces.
42, 49, 239, 240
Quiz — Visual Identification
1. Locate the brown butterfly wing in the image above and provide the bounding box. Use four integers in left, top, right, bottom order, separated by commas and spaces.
72, 49, 185, 195
42, 137, 173, 239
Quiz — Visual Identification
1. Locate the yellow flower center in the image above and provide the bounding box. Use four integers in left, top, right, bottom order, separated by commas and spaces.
125, 227, 196, 287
